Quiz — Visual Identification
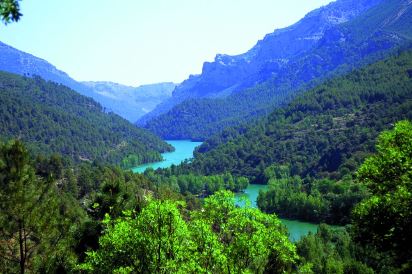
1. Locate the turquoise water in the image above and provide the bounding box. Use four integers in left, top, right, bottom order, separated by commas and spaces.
133, 140, 318, 241
132, 140, 202, 173
235, 184, 319, 242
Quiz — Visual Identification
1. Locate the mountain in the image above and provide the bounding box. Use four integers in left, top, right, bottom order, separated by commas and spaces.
179, 50, 412, 183
82, 81, 176, 123
0, 41, 175, 122
0, 71, 173, 166
141, 0, 412, 139
0, 41, 94, 96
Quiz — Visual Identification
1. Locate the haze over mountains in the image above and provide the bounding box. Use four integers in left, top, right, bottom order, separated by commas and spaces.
1, 0, 411, 272
81, 81, 176, 122
140, 0, 412, 139
0, 41, 175, 122
1, 0, 411, 140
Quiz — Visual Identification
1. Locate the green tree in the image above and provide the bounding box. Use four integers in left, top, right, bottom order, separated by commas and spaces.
81, 191, 298, 273
297, 224, 373, 274
197, 190, 298, 273
189, 219, 227, 273
80, 200, 195, 273
0, 140, 85, 273
0, 0, 21, 24
352, 120, 412, 271
0, 141, 51, 272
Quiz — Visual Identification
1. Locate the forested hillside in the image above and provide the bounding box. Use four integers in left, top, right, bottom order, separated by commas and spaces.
2, 0, 412, 273
143, 0, 412, 139
0, 41, 175, 122
0, 140, 297, 273
184, 50, 412, 183
0, 71, 173, 165
1, 118, 409, 273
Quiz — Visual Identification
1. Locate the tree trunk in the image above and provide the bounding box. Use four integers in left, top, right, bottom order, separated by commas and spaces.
18, 221, 25, 274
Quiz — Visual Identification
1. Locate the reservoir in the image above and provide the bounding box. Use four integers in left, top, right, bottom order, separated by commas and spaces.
235, 184, 318, 242
133, 140, 318, 241
132, 140, 202, 173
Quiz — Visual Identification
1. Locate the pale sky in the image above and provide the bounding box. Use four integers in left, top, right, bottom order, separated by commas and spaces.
0, 0, 334, 86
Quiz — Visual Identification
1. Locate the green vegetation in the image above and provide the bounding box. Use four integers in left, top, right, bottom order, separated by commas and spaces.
0, 72, 173, 166
257, 166, 368, 224
79, 191, 297, 273
186, 51, 412, 183
166, 51, 412, 225
144, 169, 249, 197
0, 139, 180, 273
0, 140, 295, 273
143, 0, 412, 140
0, 140, 87, 273
0, 0, 21, 25
0, 121, 410, 272
297, 225, 374, 274
352, 120, 412, 271
296, 121, 412, 273
1, 8, 411, 270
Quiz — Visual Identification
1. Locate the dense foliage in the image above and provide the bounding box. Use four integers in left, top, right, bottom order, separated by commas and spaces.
352, 120, 412, 271
185, 50, 412, 183
0, 71, 173, 166
297, 122, 412, 273
1, 120, 411, 273
80, 191, 298, 273
0, 0, 21, 24
297, 225, 374, 274
1, 1, 411, 272
143, 169, 249, 197
0, 140, 183, 273
257, 165, 368, 224
0, 140, 296, 273
0, 140, 87, 273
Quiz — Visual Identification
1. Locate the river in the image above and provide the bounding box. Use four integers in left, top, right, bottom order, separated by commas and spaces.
132, 140, 318, 241
235, 184, 318, 242
132, 140, 203, 173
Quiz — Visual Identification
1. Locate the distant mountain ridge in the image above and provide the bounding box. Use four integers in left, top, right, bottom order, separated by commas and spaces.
0, 41, 93, 96
141, 0, 412, 139
0, 41, 175, 122
138, 0, 384, 124
82, 81, 176, 122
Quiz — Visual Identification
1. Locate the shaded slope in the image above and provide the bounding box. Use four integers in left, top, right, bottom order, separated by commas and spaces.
143, 0, 412, 140
182, 50, 412, 183
0, 71, 173, 165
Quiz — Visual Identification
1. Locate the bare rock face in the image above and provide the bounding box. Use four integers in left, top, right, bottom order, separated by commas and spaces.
139, 0, 385, 124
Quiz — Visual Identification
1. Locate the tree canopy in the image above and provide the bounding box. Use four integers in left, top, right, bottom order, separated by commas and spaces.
0, 0, 21, 24
80, 191, 298, 273
352, 120, 412, 270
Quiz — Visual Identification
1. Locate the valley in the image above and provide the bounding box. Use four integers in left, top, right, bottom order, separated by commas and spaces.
132, 140, 202, 173
1, 0, 411, 273
133, 140, 319, 241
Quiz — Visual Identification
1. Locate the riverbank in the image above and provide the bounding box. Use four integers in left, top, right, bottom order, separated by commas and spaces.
132, 140, 319, 241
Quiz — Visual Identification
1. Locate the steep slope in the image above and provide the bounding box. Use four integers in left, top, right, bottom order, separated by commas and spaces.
82, 81, 176, 122
140, 0, 383, 124
180, 50, 412, 183
0, 41, 174, 122
0, 41, 93, 97
0, 71, 173, 166
142, 0, 412, 139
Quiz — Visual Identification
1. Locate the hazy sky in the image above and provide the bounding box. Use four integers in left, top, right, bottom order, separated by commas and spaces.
0, 0, 334, 86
